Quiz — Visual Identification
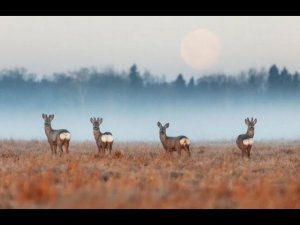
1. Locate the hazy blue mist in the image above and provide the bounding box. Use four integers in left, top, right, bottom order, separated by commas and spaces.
1, 64, 300, 142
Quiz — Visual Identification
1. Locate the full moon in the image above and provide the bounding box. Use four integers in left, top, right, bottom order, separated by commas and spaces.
180, 28, 221, 70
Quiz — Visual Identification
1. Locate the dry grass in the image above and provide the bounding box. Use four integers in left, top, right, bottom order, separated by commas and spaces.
0, 139, 300, 208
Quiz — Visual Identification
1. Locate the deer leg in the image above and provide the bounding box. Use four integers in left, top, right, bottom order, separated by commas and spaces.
104, 143, 107, 155
242, 150, 245, 158
97, 143, 101, 154
49, 143, 54, 155
53, 144, 58, 156
101, 143, 105, 155
109, 143, 112, 155
185, 145, 191, 157
247, 146, 251, 159
100, 142, 105, 156
58, 143, 63, 157
65, 141, 69, 154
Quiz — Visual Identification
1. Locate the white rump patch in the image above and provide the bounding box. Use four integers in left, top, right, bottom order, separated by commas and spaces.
101, 134, 114, 143
60, 132, 71, 140
179, 138, 190, 145
243, 138, 254, 146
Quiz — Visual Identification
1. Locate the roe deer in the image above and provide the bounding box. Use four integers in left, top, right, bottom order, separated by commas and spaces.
90, 117, 113, 155
236, 117, 257, 159
42, 113, 71, 156
157, 121, 190, 157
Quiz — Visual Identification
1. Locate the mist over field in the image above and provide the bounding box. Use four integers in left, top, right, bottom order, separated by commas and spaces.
0, 64, 300, 142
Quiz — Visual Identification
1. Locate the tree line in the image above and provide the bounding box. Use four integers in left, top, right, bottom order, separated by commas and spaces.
0, 64, 299, 109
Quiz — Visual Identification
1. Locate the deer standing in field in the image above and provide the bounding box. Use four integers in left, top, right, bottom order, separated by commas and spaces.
42, 113, 71, 156
236, 117, 257, 159
90, 117, 113, 155
157, 121, 191, 157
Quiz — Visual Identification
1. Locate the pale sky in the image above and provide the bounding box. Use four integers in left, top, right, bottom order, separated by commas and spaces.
1, 16, 300, 80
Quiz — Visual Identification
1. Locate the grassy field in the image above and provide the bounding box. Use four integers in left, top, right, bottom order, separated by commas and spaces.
0, 139, 299, 208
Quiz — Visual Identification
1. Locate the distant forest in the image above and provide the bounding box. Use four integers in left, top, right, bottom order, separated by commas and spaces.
0, 64, 299, 109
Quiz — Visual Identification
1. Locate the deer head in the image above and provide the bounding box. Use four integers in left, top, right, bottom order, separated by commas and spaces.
245, 117, 257, 135
157, 121, 169, 135
42, 113, 54, 126
90, 117, 103, 129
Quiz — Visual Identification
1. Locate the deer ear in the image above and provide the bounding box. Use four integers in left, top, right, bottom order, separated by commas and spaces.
157, 121, 162, 128
254, 118, 257, 124
99, 118, 103, 124
50, 114, 54, 120
245, 118, 248, 126
90, 117, 94, 123
42, 113, 46, 119
165, 123, 169, 128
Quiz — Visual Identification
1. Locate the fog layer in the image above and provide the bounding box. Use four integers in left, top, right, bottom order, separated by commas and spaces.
0, 64, 299, 141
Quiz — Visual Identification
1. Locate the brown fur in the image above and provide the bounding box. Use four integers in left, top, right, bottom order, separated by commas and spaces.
42, 113, 70, 156
90, 117, 113, 155
236, 117, 257, 158
157, 121, 191, 157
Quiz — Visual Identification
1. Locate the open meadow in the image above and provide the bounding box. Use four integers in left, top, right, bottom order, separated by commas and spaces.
0, 139, 299, 208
